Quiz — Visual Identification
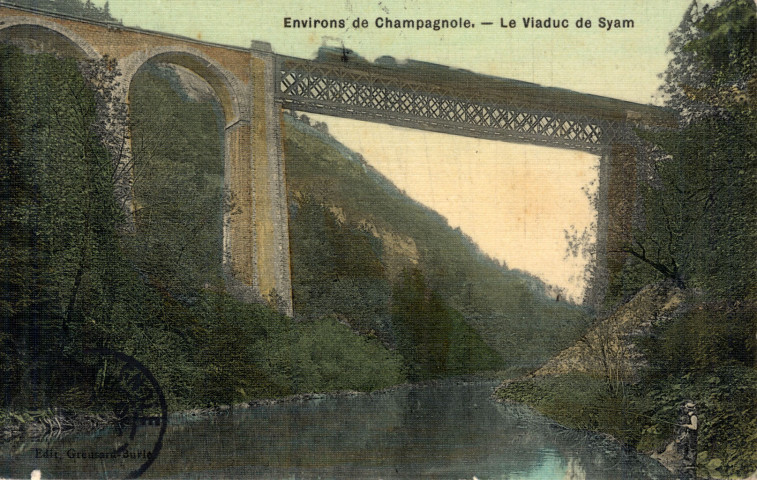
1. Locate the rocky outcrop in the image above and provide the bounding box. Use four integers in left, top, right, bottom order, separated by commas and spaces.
532, 282, 685, 379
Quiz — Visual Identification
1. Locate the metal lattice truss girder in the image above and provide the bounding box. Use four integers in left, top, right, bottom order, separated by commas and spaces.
276, 59, 628, 153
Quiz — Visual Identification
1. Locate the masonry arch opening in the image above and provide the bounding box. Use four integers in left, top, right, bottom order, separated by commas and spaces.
0, 19, 99, 59
126, 54, 241, 297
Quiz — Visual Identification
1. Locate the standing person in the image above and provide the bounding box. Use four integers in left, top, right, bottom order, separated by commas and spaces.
677, 400, 699, 479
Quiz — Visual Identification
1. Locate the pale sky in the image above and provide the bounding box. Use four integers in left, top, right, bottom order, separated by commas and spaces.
101, 0, 693, 301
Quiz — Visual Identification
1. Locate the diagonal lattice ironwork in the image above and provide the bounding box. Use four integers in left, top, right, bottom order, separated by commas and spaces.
276, 57, 632, 153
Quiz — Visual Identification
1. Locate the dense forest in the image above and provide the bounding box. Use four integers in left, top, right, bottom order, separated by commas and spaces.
0, 47, 408, 417
0, 4, 591, 424
497, 1, 756, 478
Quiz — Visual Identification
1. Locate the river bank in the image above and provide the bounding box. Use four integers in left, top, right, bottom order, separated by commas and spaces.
1, 374, 503, 443
176, 374, 502, 419
492, 282, 757, 479
0, 409, 117, 443
3, 379, 674, 479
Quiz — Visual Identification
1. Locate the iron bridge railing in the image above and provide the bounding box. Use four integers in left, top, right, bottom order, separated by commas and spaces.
275, 57, 633, 153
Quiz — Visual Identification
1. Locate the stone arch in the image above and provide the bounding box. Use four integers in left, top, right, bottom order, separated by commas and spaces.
119, 46, 248, 126
0, 16, 100, 59
120, 45, 255, 299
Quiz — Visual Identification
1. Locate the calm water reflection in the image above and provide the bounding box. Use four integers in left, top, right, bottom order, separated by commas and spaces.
3, 381, 671, 479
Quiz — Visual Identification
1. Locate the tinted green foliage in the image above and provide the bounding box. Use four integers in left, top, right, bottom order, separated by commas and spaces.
635, 367, 757, 478
629, 110, 756, 299
0, 46, 406, 415
387, 268, 502, 380
284, 116, 590, 374
630, 295, 756, 477
639, 301, 756, 377
288, 197, 393, 344
632, 297, 756, 477
613, 0, 756, 303
444, 309, 504, 375
290, 317, 405, 392
186, 293, 405, 404
391, 269, 454, 380
687, 0, 755, 82
0, 45, 120, 407
128, 63, 225, 296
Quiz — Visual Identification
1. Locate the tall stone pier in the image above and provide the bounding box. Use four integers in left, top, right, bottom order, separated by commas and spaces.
1, 2, 675, 313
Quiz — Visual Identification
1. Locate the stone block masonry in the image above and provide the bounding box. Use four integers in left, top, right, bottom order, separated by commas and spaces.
0, 3, 294, 315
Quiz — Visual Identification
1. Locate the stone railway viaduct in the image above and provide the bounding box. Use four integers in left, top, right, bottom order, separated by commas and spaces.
0, 4, 675, 314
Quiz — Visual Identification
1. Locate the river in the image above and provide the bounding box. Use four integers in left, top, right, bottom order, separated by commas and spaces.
2, 381, 672, 479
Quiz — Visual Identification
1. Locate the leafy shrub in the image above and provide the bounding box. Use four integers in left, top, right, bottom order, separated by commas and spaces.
639, 301, 756, 378
636, 366, 757, 478
496, 373, 643, 445
290, 317, 405, 392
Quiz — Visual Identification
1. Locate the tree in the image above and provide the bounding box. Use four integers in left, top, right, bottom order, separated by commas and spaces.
391, 268, 453, 380
126, 63, 226, 297
616, 0, 756, 300
0, 46, 128, 406
578, 318, 633, 395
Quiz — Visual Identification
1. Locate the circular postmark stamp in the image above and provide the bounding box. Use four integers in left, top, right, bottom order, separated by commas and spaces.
82, 348, 168, 479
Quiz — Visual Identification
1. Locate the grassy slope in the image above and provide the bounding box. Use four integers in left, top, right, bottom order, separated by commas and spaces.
283, 114, 590, 372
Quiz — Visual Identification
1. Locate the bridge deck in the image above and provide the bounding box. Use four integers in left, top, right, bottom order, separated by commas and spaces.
277, 54, 675, 153
0, 3, 675, 311
1, 2, 674, 153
